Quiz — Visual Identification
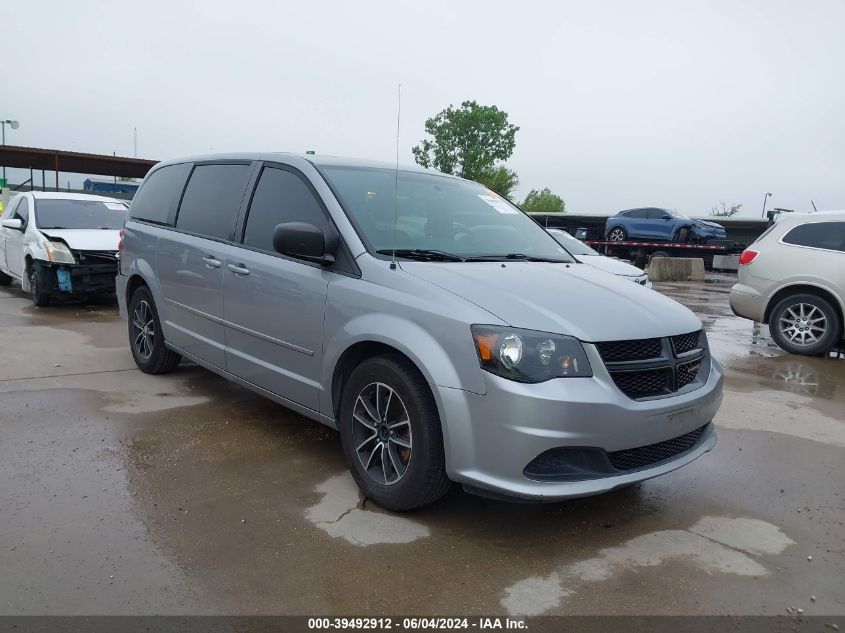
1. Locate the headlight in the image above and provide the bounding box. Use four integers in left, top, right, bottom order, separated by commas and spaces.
44, 241, 76, 264
471, 325, 592, 382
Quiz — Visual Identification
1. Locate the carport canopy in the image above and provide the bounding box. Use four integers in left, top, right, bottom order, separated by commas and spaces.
0, 145, 157, 182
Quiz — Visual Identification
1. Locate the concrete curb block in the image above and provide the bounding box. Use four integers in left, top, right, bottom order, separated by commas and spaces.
649, 257, 705, 281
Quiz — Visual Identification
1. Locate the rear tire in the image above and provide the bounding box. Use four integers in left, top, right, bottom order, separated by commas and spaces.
29, 263, 51, 307
0, 269, 11, 286
339, 354, 451, 511
769, 294, 841, 356
128, 286, 182, 374
649, 250, 671, 261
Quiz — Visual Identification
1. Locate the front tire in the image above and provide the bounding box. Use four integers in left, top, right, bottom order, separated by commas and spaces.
29, 264, 51, 307
769, 294, 841, 356
339, 354, 451, 511
128, 286, 182, 373
608, 227, 627, 242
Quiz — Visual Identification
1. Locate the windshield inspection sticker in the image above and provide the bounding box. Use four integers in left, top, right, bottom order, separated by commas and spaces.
478, 194, 518, 214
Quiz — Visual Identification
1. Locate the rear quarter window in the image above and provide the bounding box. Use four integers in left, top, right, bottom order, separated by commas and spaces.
781, 221, 845, 252
129, 163, 192, 226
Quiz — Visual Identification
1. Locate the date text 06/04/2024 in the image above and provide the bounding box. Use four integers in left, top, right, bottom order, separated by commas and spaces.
307, 617, 528, 630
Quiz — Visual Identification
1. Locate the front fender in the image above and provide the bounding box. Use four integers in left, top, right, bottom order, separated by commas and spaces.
323, 312, 485, 397
21, 241, 49, 292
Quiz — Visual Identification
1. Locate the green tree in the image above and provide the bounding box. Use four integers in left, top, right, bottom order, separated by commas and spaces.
476, 165, 519, 200
412, 101, 519, 180
520, 188, 565, 213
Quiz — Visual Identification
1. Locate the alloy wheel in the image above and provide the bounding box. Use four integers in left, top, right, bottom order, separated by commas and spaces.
778, 303, 827, 347
131, 300, 155, 360
351, 382, 413, 486
609, 228, 626, 242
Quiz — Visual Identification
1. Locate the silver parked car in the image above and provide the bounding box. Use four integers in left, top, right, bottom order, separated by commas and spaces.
547, 228, 651, 287
730, 212, 845, 355
117, 154, 723, 510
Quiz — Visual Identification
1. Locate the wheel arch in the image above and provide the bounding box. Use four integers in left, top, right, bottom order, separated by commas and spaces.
330, 341, 427, 421
122, 258, 165, 309
324, 316, 483, 435
764, 283, 844, 335
22, 253, 36, 291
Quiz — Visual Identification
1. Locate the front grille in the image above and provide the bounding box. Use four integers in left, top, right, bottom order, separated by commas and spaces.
607, 424, 709, 471
612, 368, 670, 398
73, 250, 118, 265
596, 337, 662, 362
596, 330, 709, 400
677, 358, 702, 389
671, 330, 702, 355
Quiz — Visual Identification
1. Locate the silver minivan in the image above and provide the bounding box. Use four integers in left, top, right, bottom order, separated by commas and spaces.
117, 153, 723, 510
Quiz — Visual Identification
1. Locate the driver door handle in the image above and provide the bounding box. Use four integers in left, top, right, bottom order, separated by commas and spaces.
202, 255, 222, 268
227, 263, 250, 276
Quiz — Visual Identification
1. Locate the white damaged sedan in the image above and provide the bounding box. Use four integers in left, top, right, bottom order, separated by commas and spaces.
0, 191, 127, 306
547, 228, 652, 288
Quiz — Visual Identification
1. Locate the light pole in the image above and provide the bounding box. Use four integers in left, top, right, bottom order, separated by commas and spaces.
1, 119, 20, 183
761, 192, 772, 219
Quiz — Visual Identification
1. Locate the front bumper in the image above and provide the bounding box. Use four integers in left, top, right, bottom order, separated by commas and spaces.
437, 346, 723, 501
37, 261, 118, 295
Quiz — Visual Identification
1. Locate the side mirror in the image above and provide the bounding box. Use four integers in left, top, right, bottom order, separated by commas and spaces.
1, 218, 23, 230
272, 222, 336, 266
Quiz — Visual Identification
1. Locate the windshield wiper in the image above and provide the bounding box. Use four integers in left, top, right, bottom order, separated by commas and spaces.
465, 253, 571, 263
376, 249, 465, 262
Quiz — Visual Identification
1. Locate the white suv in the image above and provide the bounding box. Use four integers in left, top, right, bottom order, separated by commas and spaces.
730, 212, 845, 355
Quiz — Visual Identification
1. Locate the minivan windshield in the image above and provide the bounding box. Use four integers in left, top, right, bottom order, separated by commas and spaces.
548, 229, 600, 256
321, 166, 573, 262
35, 199, 127, 230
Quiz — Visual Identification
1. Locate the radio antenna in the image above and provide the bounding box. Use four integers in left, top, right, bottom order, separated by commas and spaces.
391, 83, 401, 270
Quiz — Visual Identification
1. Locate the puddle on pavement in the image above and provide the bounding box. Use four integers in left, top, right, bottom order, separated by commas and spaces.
0, 360, 211, 413
0, 286, 123, 347
304, 473, 430, 546
715, 389, 845, 448
0, 388, 202, 614
501, 516, 794, 616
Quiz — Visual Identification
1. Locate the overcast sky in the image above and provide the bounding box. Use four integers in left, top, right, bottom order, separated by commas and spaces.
5, 0, 844, 216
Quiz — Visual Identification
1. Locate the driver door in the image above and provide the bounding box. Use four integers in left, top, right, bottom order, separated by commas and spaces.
647, 208, 675, 240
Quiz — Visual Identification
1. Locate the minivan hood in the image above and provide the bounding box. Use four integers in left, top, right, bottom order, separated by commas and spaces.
39, 229, 120, 251
400, 261, 700, 342
578, 254, 645, 277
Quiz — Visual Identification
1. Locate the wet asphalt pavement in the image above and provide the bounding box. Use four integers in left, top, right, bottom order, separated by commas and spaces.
0, 275, 843, 616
